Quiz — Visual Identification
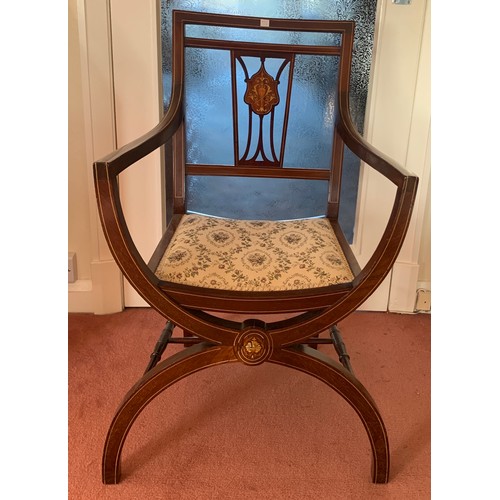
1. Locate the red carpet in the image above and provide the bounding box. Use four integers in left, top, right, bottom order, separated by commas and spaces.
68, 308, 430, 499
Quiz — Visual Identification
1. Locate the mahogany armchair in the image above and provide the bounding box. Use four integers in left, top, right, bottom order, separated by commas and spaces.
94, 10, 418, 484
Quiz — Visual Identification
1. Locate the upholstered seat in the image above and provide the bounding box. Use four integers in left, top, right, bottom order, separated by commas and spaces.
155, 214, 354, 292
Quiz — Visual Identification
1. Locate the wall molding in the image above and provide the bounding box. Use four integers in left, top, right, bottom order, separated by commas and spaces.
68, 280, 93, 313
71, 0, 125, 314
68, 260, 123, 314
388, 262, 420, 313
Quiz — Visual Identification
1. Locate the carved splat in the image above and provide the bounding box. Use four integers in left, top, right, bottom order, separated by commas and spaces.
233, 54, 293, 167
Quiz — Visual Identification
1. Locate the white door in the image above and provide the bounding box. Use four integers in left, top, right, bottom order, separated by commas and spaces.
89, 0, 430, 311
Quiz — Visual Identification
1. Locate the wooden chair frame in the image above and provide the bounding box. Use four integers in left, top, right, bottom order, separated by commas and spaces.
94, 10, 418, 484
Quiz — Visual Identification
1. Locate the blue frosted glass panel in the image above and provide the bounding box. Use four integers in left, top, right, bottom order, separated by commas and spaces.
161, 0, 377, 135
161, 0, 378, 240
184, 48, 233, 165
186, 176, 328, 220
284, 55, 339, 169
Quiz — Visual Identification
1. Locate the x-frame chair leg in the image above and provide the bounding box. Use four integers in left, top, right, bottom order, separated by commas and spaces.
270, 344, 390, 483
102, 327, 389, 484
102, 342, 235, 484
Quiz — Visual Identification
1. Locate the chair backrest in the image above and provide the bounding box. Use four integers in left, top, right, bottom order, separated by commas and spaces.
166, 10, 356, 224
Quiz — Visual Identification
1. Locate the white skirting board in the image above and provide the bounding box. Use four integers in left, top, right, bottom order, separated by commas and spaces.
68, 260, 124, 314
68, 280, 93, 313
388, 262, 421, 313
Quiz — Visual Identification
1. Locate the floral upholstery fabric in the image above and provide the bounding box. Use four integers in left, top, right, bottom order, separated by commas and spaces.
155, 214, 354, 291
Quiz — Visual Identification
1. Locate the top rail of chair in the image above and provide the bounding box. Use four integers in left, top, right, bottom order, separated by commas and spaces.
173, 10, 355, 35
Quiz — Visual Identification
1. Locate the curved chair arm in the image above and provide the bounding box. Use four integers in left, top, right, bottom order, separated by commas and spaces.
92, 68, 239, 343
273, 95, 419, 346
92, 82, 187, 312
336, 90, 419, 295
95, 84, 183, 177
337, 91, 415, 187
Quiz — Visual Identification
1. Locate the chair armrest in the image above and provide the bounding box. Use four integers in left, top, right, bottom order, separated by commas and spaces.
92, 86, 183, 306
94, 84, 183, 178
336, 93, 415, 188
335, 90, 419, 293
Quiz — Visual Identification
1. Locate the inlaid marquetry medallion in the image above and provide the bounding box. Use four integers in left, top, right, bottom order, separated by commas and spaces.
244, 62, 280, 116
244, 336, 263, 356
234, 323, 272, 365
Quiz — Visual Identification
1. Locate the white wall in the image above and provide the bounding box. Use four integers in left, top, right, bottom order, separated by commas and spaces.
68, 0, 123, 313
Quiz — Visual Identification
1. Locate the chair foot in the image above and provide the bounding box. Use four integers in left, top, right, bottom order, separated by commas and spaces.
102, 343, 235, 484
270, 344, 390, 484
